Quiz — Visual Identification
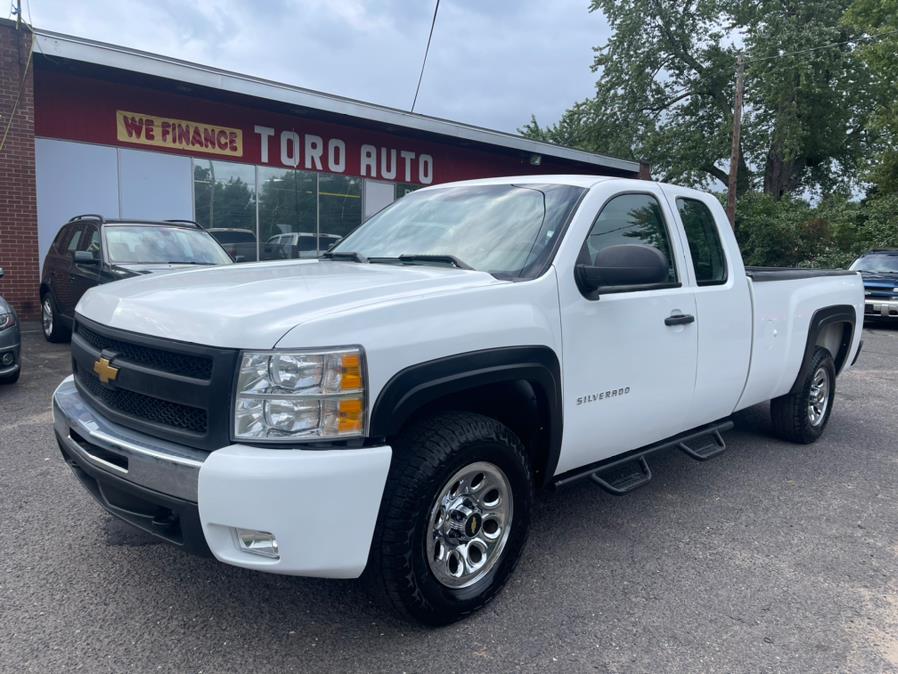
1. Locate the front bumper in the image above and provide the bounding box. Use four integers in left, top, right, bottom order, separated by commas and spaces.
53, 376, 392, 577
864, 298, 898, 318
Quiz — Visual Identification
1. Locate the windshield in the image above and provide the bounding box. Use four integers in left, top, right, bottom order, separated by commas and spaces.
850, 253, 898, 274
330, 183, 585, 278
105, 225, 233, 265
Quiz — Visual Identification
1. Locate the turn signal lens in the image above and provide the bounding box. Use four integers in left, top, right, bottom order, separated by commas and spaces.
340, 354, 363, 391
338, 397, 364, 434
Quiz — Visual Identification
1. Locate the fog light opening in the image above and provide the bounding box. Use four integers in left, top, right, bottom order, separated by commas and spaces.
234, 528, 279, 559
0, 352, 13, 366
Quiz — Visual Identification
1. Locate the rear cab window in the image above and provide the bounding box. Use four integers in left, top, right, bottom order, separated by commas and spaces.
675, 198, 727, 286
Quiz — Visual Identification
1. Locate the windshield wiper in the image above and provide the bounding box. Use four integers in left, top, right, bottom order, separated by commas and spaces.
164, 261, 217, 265
320, 251, 368, 263
368, 254, 473, 270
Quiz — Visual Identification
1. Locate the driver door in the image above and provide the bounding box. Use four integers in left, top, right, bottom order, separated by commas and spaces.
555, 188, 698, 475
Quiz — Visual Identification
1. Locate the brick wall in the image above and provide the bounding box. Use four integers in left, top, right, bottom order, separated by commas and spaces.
0, 19, 38, 320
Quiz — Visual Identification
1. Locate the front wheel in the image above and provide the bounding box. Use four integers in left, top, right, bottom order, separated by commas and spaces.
771, 347, 836, 444
366, 412, 533, 625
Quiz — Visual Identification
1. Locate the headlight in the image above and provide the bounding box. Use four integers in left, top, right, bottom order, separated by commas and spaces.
0, 313, 14, 330
233, 347, 366, 441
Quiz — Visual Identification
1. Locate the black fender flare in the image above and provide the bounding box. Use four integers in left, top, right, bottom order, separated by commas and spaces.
369, 346, 564, 485
789, 304, 856, 394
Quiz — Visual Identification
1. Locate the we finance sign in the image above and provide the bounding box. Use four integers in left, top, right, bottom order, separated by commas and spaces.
116, 110, 243, 157
115, 110, 434, 184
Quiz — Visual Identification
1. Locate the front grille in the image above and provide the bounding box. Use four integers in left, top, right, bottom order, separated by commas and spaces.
77, 370, 208, 433
72, 317, 237, 451
76, 322, 213, 380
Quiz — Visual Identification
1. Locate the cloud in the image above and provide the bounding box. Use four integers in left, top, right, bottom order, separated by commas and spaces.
27, 0, 608, 133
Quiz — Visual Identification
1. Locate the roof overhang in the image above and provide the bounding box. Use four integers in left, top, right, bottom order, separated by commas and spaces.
31, 27, 639, 175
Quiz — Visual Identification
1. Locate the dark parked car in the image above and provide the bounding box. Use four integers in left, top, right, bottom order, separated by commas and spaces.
850, 249, 898, 320
207, 228, 258, 262
0, 267, 20, 384
40, 215, 233, 342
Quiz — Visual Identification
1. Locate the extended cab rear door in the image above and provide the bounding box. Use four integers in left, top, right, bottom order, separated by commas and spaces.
660, 185, 752, 429
554, 183, 699, 474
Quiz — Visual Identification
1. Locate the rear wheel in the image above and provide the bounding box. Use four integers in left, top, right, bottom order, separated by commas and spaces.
771, 347, 835, 444
41, 293, 69, 343
366, 411, 533, 625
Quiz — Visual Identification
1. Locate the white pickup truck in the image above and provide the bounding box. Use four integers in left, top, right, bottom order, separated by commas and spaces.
52, 176, 863, 625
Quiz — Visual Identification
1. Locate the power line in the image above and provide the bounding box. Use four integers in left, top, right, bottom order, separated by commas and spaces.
411, 0, 440, 113
746, 26, 898, 64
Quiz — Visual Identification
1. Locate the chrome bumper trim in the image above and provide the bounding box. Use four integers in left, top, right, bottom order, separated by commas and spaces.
53, 376, 206, 501
864, 298, 898, 317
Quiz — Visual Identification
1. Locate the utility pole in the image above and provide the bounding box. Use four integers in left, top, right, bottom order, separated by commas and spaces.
726, 54, 744, 229
16, 0, 22, 29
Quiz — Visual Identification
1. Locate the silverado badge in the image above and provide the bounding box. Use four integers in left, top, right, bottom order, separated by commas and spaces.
93, 357, 119, 385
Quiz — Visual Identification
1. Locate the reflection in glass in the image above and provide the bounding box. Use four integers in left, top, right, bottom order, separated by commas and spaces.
258, 168, 317, 260
193, 160, 257, 260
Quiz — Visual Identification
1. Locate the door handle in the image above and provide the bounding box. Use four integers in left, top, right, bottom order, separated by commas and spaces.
665, 313, 695, 326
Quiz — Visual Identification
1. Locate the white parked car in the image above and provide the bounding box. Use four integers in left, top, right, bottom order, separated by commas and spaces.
52, 176, 863, 625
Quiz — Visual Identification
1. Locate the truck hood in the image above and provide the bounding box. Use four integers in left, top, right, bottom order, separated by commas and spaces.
76, 259, 502, 348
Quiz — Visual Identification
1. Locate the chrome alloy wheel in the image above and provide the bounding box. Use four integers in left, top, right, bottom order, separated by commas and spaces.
808, 366, 831, 427
42, 299, 53, 338
426, 461, 513, 589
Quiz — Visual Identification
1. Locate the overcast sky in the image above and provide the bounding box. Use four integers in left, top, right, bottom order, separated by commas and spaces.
22, 0, 609, 134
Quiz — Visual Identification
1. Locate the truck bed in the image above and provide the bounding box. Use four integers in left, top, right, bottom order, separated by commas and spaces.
745, 267, 858, 282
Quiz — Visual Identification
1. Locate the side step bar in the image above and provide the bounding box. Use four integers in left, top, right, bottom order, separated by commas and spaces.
554, 419, 735, 495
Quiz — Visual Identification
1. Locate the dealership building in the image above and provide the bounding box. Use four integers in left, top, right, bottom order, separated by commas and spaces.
0, 19, 642, 319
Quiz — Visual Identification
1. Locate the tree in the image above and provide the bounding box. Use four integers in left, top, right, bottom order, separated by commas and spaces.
523, 0, 870, 199
844, 0, 898, 193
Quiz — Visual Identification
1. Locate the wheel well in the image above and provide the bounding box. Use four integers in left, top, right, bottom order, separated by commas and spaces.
389, 379, 553, 487
39, 283, 49, 300
815, 320, 853, 374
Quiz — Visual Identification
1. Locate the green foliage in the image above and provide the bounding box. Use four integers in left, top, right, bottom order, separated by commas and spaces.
523, 0, 871, 199
733, 192, 898, 268
844, 0, 898, 193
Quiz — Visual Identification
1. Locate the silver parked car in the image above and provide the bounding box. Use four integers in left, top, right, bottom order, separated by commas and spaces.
0, 267, 21, 384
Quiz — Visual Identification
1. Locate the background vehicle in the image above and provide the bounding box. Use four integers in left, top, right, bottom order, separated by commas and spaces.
207, 228, 258, 262
0, 267, 20, 384
40, 216, 233, 343
261, 232, 341, 260
849, 249, 898, 319
52, 177, 863, 626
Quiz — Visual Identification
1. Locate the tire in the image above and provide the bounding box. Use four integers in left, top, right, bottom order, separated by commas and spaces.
771, 347, 836, 444
366, 411, 533, 626
41, 293, 70, 343
0, 367, 19, 384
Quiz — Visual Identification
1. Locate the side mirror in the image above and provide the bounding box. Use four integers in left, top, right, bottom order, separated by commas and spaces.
234, 255, 246, 263
73, 250, 99, 265
575, 244, 669, 296
0, 267, 4, 279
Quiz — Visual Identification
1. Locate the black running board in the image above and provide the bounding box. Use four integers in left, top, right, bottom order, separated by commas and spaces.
553, 419, 735, 494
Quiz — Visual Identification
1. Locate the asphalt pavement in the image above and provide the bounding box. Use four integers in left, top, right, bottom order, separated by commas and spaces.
1, 322, 896, 673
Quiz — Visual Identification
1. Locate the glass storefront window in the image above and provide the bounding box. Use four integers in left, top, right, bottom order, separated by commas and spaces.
192, 160, 365, 261
258, 167, 317, 260
193, 160, 257, 260
319, 174, 362, 247
395, 183, 421, 199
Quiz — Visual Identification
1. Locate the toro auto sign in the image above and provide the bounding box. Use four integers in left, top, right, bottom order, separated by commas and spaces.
115, 109, 433, 184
